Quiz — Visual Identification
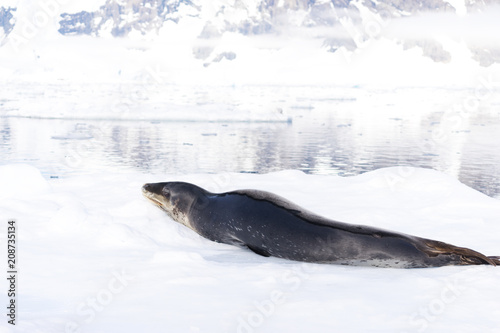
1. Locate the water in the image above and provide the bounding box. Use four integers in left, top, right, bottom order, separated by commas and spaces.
2, 89, 500, 198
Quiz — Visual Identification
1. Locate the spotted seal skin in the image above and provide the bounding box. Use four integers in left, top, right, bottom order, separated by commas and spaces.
142, 182, 500, 268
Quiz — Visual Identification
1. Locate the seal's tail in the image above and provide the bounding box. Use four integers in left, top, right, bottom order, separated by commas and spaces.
418, 238, 498, 266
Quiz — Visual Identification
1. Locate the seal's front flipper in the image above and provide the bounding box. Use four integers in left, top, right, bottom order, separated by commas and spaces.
226, 237, 271, 257
247, 244, 271, 257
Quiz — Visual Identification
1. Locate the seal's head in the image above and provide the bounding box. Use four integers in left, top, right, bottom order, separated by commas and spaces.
142, 182, 209, 230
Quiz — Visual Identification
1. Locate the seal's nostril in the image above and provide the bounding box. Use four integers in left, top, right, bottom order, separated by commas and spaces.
142, 184, 151, 191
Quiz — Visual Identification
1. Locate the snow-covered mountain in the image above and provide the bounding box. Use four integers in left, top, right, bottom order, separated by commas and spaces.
0, 6, 16, 43
1, 0, 499, 86
56, 0, 456, 39
2, 0, 498, 66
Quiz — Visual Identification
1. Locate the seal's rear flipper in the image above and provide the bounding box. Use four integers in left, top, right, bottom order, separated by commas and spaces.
417, 238, 498, 266
488, 256, 500, 265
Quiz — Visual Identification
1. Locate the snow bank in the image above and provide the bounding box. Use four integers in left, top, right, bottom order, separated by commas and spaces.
1, 165, 499, 332
0, 164, 50, 199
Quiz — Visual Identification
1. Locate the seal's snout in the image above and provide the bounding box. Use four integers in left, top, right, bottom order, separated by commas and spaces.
142, 183, 167, 210
142, 183, 161, 201
142, 183, 163, 195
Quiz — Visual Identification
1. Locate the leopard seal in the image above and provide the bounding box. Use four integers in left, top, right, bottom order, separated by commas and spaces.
142, 182, 500, 268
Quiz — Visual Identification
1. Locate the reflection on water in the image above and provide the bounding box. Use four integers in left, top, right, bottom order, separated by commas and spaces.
2, 104, 500, 198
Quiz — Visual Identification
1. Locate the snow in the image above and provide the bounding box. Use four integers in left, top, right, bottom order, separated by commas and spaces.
1, 164, 499, 333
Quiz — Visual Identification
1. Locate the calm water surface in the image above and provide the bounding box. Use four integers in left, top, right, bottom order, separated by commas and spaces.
2, 101, 500, 198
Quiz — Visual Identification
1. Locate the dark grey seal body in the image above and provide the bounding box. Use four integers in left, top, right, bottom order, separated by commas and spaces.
142, 182, 500, 268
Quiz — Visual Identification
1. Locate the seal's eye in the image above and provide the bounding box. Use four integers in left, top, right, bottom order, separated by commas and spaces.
162, 188, 171, 200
